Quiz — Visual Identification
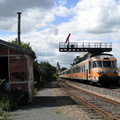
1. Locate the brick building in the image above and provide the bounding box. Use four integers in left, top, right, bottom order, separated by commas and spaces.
0, 39, 35, 101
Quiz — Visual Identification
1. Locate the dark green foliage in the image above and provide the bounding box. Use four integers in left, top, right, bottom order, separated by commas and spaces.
60, 67, 67, 72
39, 61, 56, 82
33, 60, 40, 82
33, 61, 57, 89
71, 53, 90, 66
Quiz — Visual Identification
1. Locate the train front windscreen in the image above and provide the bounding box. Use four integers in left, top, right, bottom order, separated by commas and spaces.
92, 61, 117, 68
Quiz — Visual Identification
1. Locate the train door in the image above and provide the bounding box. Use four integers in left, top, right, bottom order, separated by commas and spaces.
89, 61, 92, 75
85, 62, 89, 80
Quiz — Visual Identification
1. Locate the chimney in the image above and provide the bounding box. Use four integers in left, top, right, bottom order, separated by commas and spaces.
17, 12, 22, 46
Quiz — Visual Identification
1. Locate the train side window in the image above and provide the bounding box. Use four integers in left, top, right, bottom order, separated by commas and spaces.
71, 68, 73, 74
82, 65, 83, 72
76, 67, 79, 73
90, 61, 93, 68
112, 61, 117, 68
83, 64, 85, 72
96, 61, 102, 67
76, 67, 77, 73
77, 67, 80, 72
84, 64, 85, 71
83, 65, 84, 72
92, 61, 102, 68
78, 66, 80, 72
75, 68, 76, 73
81, 65, 83, 72
72, 68, 75, 73
93, 61, 96, 68
80, 66, 81, 72
68, 70, 71, 74
79, 66, 81, 73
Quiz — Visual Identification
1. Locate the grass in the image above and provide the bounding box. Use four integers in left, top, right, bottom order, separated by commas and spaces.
55, 110, 60, 114
0, 91, 13, 120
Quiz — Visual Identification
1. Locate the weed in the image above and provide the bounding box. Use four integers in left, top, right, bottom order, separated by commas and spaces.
0, 91, 11, 111
34, 88, 38, 95
0, 110, 12, 120
55, 110, 60, 114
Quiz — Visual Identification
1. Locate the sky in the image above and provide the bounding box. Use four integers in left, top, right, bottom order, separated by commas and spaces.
0, 0, 120, 68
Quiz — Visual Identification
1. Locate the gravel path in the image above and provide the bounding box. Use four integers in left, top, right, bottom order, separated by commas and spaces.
10, 83, 94, 120
11, 87, 69, 120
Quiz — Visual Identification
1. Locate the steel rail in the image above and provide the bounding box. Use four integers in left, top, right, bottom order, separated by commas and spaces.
65, 82, 120, 106
58, 83, 119, 120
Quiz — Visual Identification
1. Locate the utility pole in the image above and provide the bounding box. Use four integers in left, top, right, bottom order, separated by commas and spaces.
17, 12, 22, 46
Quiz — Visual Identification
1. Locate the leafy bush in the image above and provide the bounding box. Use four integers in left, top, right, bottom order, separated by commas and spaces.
0, 79, 5, 85
0, 109, 12, 120
0, 91, 12, 111
0, 90, 29, 111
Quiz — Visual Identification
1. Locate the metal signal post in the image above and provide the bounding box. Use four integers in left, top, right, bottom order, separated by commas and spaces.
59, 42, 112, 54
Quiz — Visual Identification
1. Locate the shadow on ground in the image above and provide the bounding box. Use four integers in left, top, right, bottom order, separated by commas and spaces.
20, 81, 77, 110
21, 95, 77, 110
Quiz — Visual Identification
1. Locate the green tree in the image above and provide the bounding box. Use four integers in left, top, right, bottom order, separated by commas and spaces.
10, 38, 32, 50
61, 67, 67, 72
33, 60, 40, 82
71, 53, 90, 66
39, 61, 56, 82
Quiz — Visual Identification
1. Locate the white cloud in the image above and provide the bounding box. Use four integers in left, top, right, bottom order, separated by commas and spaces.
1, 0, 120, 68
21, 9, 55, 33
52, 5, 70, 17
73, 0, 120, 34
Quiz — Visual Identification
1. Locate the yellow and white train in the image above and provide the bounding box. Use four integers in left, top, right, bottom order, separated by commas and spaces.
59, 54, 120, 86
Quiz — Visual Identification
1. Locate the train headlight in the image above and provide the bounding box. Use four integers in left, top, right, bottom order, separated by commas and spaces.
97, 70, 104, 74
97, 70, 101, 74
114, 70, 119, 73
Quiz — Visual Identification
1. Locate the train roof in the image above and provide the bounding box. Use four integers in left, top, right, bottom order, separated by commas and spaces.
72, 53, 114, 64
90, 54, 116, 60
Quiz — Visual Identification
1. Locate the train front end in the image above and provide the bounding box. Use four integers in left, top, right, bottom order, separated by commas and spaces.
91, 55, 120, 86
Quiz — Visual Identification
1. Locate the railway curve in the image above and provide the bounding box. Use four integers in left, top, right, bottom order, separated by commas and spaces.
58, 80, 120, 120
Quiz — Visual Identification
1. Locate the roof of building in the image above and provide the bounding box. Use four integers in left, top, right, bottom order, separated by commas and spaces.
0, 39, 36, 59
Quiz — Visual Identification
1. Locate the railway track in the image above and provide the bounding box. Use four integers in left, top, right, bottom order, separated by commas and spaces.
58, 81, 120, 120
65, 79, 120, 103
